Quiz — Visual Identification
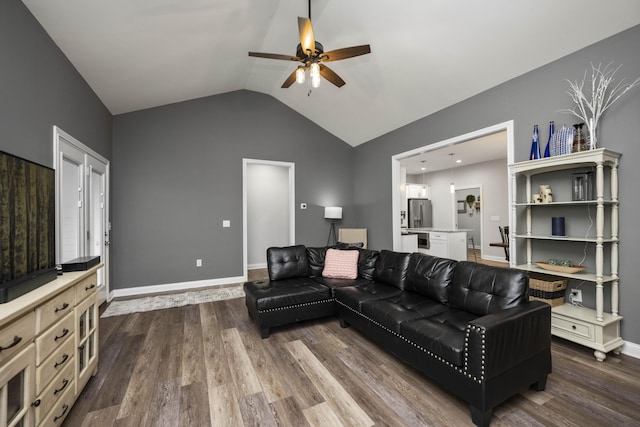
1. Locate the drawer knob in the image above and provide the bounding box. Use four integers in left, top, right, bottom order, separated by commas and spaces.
55, 302, 70, 313
85, 284, 96, 291
572, 325, 577, 330
0, 335, 22, 352
54, 328, 70, 342
54, 353, 69, 368
32, 399, 41, 407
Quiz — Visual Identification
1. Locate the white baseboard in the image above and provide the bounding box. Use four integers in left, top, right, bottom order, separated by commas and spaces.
248, 263, 267, 270
622, 340, 640, 359
111, 275, 246, 299
480, 255, 508, 263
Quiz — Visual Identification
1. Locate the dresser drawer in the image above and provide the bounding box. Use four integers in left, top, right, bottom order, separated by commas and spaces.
34, 359, 74, 425
36, 336, 74, 394
36, 287, 75, 334
0, 311, 35, 364
552, 315, 594, 342
75, 273, 98, 304
35, 312, 74, 365
39, 378, 75, 427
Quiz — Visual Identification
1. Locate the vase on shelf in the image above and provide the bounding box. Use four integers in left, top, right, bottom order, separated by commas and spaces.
543, 121, 554, 158
529, 124, 540, 160
572, 123, 587, 152
587, 118, 597, 149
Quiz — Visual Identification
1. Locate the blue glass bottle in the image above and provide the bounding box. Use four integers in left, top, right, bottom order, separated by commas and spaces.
529, 125, 540, 160
543, 121, 554, 158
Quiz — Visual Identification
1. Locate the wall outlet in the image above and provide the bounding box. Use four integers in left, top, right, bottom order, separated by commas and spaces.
196, 259, 202, 267
222, 220, 230, 228
570, 289, 582, 303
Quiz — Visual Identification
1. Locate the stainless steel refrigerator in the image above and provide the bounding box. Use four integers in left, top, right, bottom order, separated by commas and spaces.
407, 198, 433, 229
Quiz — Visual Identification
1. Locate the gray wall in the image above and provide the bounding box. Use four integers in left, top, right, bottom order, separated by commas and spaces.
111, 90, 354, 289
353, 25, 640, 344
0, 0, 112, 166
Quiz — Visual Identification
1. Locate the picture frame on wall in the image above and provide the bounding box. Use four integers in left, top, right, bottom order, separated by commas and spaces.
457, 200, 466, 214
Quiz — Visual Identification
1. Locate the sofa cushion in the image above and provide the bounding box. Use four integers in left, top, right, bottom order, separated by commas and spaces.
267, 245, 310, 281
306, 247, 327, 277
334, 242, 364, 249
244, 278, 331, 311
357, 249, 379, 281
334, 282, 403, 311
449, 261, 529, 316
373, 250, 411, 289
400, 309, 476, 366
311, 276, 372, 295
322, 249, 359, 279
405, 253, 457, 304
360, 292, 449, 333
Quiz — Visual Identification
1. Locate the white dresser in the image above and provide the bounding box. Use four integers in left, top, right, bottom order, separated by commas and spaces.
0, 266, 100, 426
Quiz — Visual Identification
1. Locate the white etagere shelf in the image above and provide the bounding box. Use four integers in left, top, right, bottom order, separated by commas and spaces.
509, 148, 623, 361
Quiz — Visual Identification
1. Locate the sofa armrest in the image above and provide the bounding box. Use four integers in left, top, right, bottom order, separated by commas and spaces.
465, 301, 551, 379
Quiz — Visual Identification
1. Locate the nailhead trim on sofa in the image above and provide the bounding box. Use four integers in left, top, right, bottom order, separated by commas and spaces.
258, 298, 336, 313
337, 300, 484, 384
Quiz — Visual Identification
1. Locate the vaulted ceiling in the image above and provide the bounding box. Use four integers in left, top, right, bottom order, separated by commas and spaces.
22, 0, 640, 146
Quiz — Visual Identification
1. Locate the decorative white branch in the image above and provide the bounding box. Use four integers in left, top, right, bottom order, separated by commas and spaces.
559, 62, 640, 149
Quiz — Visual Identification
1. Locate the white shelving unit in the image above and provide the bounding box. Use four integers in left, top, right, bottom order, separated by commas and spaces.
510, 148, 623, 361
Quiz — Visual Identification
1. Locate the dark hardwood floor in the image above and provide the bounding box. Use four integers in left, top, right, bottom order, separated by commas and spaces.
65, 294, 640, 427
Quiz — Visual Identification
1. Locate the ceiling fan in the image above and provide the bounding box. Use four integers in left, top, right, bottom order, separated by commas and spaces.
248, 1, 371, 89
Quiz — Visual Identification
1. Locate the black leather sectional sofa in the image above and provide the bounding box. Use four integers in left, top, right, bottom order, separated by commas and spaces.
244, 245, 551, 427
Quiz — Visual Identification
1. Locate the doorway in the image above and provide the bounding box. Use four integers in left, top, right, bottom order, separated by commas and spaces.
54, 127, 110, 304
243, 159, 295, 278
391, 121, 514, 255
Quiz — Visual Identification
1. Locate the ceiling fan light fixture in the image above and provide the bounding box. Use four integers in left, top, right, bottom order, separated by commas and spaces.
311, 74, 321, 88
296, 66, 306, 84
309, 62, 320, 79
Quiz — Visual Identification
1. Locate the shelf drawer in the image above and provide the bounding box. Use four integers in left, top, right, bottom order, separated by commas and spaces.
75, 273, 98, 304
35, 312, 74, 365
36, 287, 75, 334
35, 360, 74, 425
0, 311, 35, 364
552, 315, 594, 342
36, 335, 75, 395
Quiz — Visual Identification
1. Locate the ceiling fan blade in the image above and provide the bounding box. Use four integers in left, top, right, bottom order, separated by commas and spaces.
281, 69, 297, 88
298, 17, 316, 54
319, 64, 346, 88
249, 52, 301, 61
321, 45, 371, 62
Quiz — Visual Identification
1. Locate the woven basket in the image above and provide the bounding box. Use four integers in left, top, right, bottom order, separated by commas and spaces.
529, 276, 568, 307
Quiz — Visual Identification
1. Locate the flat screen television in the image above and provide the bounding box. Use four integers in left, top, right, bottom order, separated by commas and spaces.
0, 150, 57, 303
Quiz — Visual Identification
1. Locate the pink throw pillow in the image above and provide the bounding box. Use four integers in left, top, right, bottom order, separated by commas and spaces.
322, 249, 359, 279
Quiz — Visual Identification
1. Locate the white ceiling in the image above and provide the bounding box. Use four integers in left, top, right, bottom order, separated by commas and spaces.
401, 131, 507, 175
21, 0, 640, 147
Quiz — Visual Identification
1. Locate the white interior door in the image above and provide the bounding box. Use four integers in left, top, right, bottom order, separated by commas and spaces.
55, 127, 111, 304
86, 155, 109, 304
58, 142, 85, 263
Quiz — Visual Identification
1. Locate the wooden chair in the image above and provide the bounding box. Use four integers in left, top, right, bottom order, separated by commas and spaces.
489, 226, 510, 261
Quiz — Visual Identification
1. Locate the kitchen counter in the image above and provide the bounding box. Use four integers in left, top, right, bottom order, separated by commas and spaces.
402, 228, 470, 261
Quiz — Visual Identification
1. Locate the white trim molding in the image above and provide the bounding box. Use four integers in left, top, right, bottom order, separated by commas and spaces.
621, 340, 640, 359
110, 275, 245, 299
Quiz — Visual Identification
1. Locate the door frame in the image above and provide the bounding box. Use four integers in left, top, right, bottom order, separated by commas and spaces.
53, 126, 111, 302
242, 159, 295, 279
391, 120, 514, 252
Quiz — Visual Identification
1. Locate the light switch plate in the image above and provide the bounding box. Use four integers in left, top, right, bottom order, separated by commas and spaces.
223, 220, 230, 228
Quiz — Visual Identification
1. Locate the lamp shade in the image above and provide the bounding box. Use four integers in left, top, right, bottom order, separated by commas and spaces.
324, 206, 342, 219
